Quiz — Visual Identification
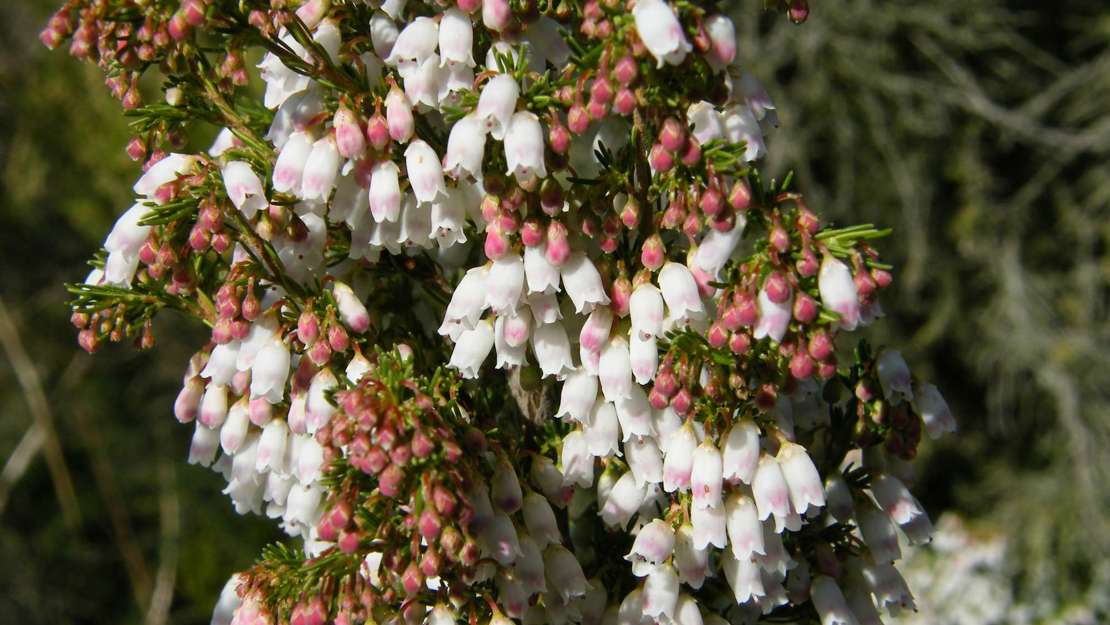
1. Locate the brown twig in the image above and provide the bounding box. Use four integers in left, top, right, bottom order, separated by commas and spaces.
0, 296, 81, 527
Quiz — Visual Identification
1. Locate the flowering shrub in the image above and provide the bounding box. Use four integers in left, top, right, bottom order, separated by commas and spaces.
43, 0, 958, 624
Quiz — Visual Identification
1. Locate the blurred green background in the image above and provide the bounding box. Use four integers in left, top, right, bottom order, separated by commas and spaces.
1, 0, 1107, 623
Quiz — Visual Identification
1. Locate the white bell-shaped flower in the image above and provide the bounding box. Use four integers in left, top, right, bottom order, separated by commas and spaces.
915, 382, 956, 439
722, 420, 760, 484
533, 321, 575, 379
440, 265, 490, 338
515, 538, 547, 597
810, 576, 861, 625
599, 471, 647, 528
704, 14, 737, 67
599, 337, 633, 401
579, 306, 613, 356
448, 319, 495, 379
501, 306, 532, 348
673, 524, 708, 589
525, 243, 562, 294
523, 491, 562, 548
431, 186, 468, 248
630, 284, 665, 339
134, 153, 197, 198
402, 54, 442, 109
505, 111, 547, 182
439, 9, 475, 67
272, 131, 313, 194
478, 512, 522, 565
305, 368, 338, 434
641, 564, 680, 619
858, 505, 901, 563
494, 314, 526, 369
492, 460, 524, 513
662, 423, 697, 493
405, 139, 448, 203
560, 430, 594, 487
556, 369, 599, 423
369, 160, 402, 223
487, 254, 526, 315
250, 338, 290, 404
721, 548, 764, 605
385, 87, 414, 143
301, 135, 340, 201
629, 332, 658, 386
818, 256, 861, 331
752, 454, 800, 533
585, 399, 621, 457
659, 262, 705, 323
615, 386, 654, 441
753, 285, 792, 343
626, 435, 664, 487
693, 216, 745, 279
877, 350, 914, 402
222, 161, 267, 219
256, 418, 290, 474
544, 545, 592, 601
778, 441, 826, 515
476, 74, 519, 140
725, 491, 765, 560
632, 0, 692, 68
690, 501, 727, 550
384, 16, 438, 69
625, 518, 675, 577
690, 441, 723, 509
215, 391, 248, 452
444, 115, 487, 181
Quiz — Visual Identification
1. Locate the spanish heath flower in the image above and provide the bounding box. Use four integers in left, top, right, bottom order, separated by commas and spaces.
632, 0, 692, 68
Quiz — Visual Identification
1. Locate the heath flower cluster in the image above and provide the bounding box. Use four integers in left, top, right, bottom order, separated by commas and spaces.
47, 0, 955, 624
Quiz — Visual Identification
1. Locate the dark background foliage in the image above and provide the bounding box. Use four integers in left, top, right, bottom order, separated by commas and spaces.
1, 0, 1107, 623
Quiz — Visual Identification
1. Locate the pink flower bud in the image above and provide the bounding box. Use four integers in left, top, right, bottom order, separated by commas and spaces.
298, 310, 319, 345
818, 358, 837, 379
174, 377, 204, 423
789, 0, 809, 23
790, 352, 814, 379
641, 234, 665, 270
872, 268, 893, 289
386, 87, 414, 143
587, 97, 609, 120
548, 121, 571, 154
763, 271, 791, 304
613, 88, 637, 116
729, 179, 752, 210
482, 0, 512, 31
168, 11, 190, 41
182, 0, 206, 26
568, 103, 590, 134
520, 218, 545, 247
590, 77, 613, 104
380, 464, 405, 498
793, 293, 818, 322
700, 187, 724, 217
808, 331, 833, 360
419, 508, 442, 541
770, 224, 790, 252
328, 322, 349, 352
610, 275, 632, 318
854, 269, 877, 299
365, 112, 390, 151
729, 331, 750, 354
671, 388, 693, 415
458, 0, 482, 11
650, 143, 674, 173
681, 138, 702, 167
484, 222, 510, 260
613, 55, 639, 84
707, 321, 728, 349
401, 561, 424, 596
545, 221, 571, 266
796, 251, 819, 277
660, 118, 686, 152
334, 106, 366, 160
